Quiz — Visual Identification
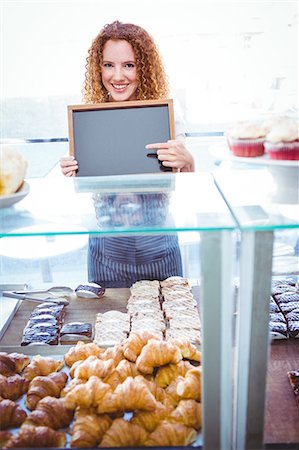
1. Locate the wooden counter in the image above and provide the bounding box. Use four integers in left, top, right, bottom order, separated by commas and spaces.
264, 339, 299, 447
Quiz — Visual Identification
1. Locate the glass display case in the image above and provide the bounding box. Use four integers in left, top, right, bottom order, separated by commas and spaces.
215, 168, 299, 450
0, 172, 238, 449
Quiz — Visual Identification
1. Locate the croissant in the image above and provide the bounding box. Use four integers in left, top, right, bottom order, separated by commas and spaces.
23, 355, 64, 381
71, 408, 112, 448
26, 371, 68, 410
155, 361, 194, 388
0, 374, 29, 400
131, 401, 171, 432
24, 396, 74, 429
97, 375, 157, 414
99, 417, 148, 447
170, 399, 202, 430
144, 421, 197, 446
64, 376, 112, 410
60, 377, 84, 397
64, 341, 103, 367
98, 344, 124, 366
0, 398, 27, 429
136, 339, 182, 374
3, 424, 66, 448
0, 430, 12, 448
0, 352, 30, 376
122, 331, 160, 362
164, 379, 182, 407
171, 339, 202, 362
104, 359, 141, 389
176, 367, 201, 401
73, 356, 114, 380
69, 359, 83, 378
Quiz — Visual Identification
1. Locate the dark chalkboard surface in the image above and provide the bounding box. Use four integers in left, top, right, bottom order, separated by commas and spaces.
68, 99, 175, 176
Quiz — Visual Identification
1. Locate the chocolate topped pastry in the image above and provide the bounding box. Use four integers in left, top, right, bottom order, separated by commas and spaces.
287, 321, 299, 338
269, 312, 286, 323
21, 332, 59, 346
275, 292, 299, 304
60, 322, 92, 337
278, 302, 299, 314
269, 321, 288, 339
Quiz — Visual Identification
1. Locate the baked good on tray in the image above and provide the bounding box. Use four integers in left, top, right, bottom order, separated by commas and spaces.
269, 278, 299, 340
59, 322, 93, 344
1, 333, 201, 448
264, 118, 299, 160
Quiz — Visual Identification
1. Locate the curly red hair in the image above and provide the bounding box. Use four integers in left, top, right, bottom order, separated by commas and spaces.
83, 21, 169, 103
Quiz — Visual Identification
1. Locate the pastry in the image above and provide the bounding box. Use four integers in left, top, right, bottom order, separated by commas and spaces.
0, 398, 27, 430
71, 408, 112, 448
24, 396, 74, 429
144, 421, 197, 446
0, 374, 29, 400
0, 352, 30, 376
64, 341, 103, 367
96, 375, 157, 414
26, 371, 68, 410
60, 322, 93, 344
23, 355, 64, 381
0, 147, 27, 196
3, 424, 66, 448
99, 417, 148, 447
136, 339, 182, 374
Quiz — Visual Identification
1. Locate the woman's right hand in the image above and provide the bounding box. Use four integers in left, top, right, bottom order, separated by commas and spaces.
60, 156, 78, 177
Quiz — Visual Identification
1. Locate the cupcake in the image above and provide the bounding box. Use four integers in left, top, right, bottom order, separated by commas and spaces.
226, 121, 266, 157
264, 119, 299, 160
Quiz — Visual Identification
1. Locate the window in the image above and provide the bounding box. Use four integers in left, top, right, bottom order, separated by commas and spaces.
1, 0, 297, 139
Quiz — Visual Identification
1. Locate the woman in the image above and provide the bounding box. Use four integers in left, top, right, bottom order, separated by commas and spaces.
60, 20, 194, 287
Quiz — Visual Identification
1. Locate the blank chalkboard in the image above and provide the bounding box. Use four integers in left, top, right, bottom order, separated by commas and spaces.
67, 99, 175, 176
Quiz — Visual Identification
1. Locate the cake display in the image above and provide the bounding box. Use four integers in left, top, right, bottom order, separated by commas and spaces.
226, 121, 266, 157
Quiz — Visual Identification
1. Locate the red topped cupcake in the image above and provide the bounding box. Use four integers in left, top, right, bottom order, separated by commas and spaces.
226, 121, 266, 157
264, 118, 299, 160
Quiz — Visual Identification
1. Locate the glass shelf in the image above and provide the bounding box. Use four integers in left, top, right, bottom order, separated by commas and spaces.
0, 172, 236, 237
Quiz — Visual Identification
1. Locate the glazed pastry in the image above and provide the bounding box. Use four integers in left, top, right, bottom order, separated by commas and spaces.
73, 356, 114, 380
26, 371, 68, 410
170, 399, 202, 430
71, 408, 112, 448
99, 417, 148, 448
104, 359, 141, 389
23, 355, 64, 381
176, 367, 201, 401
24, 396, 74, 429
0, 398, 27, 430
0, 374, 29, 400
145, 421, 197, 446
64, 376, 111, 410
97, 375, 157, 414
0, 352, 30, 376
131, 401, 171, 432
136, 339, 182, 374
64, 341, 103, 367
155, 361, 194, 388
122, 331, 160, 362
3, 424, 66, 448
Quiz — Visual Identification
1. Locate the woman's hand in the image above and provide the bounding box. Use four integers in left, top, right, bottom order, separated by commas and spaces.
146, 140, 195, 172
60, 156, 78, 177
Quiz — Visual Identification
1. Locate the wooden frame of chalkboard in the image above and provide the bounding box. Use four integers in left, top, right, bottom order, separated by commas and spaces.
67, 99, 175, 177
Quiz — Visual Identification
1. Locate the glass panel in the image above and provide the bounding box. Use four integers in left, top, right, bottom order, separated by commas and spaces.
0, 173, 236, 237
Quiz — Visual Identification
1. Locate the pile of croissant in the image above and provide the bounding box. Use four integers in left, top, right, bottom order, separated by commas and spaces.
0, 331, 201, 448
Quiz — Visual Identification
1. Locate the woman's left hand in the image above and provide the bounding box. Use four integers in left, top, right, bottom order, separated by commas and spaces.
146, 140, 195, 172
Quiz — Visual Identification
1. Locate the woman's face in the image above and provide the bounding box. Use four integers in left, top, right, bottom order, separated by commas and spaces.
101, 39, 138, 102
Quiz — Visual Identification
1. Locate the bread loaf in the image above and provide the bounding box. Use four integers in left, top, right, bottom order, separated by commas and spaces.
0, 147, 27, 196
